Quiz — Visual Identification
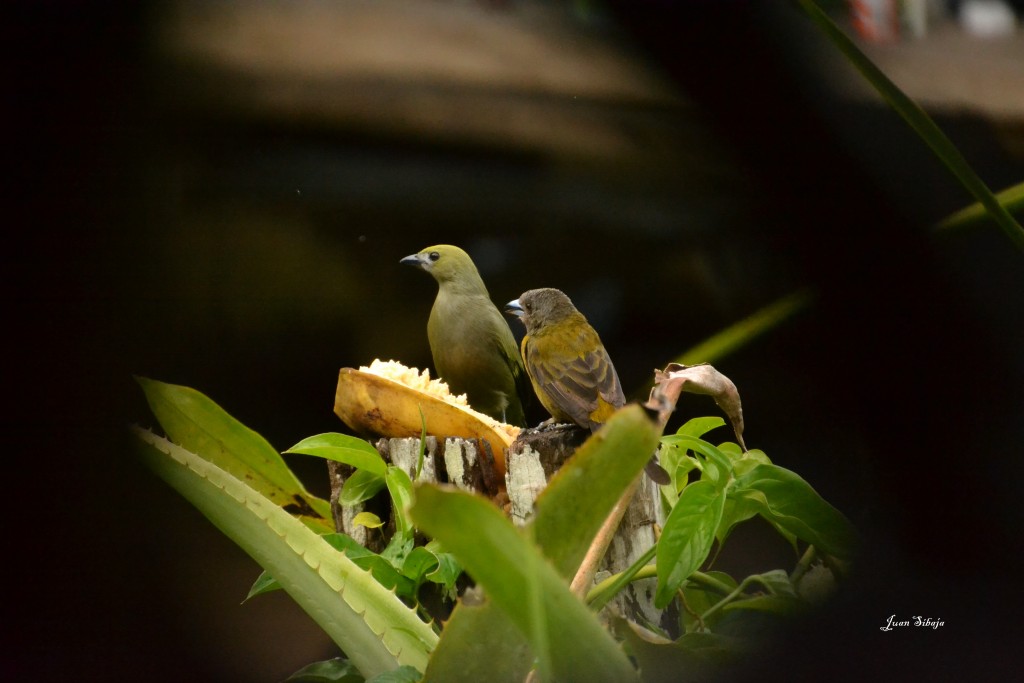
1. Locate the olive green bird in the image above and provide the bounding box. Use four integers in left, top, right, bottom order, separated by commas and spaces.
505, 287, 669, 483
400, 245, 530, 427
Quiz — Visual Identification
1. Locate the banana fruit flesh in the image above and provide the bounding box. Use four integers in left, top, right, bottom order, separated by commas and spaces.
334, 360, 520, 477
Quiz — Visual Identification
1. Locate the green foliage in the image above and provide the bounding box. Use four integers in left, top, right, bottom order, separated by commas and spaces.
132, 425, 437, 678
134, 378, 855, 681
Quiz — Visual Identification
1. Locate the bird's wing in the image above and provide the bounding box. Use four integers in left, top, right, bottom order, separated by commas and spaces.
525, 330, 624, 430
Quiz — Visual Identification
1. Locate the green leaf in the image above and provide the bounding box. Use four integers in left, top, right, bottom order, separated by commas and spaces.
340, 469, 387, 507
617, 622, 740, 683
675, 417, 726, 440
286, 433, 387, 475
385, 466, 415, 540
244, 569, 280, 602
672, 290, 813, 366
410, 484, 639, 683
714, 493, 763, 548
661, 435, 732, 488
284, 657, 364, 682
133, 428, 437, 678
734, 464, 857, 560
938, 181, 1024, 232
722, 594, 805, 617
353, 511, 384, 529
401, 546, 439, 585
656, 481, 726, 608
136, 377, 332, 533
530, 405, 664, 579
681, 571, 738, 633
797, 0, 1024, 251
422, 597, 532, 683
422, 540, 461, 592
365, 666, 422, 683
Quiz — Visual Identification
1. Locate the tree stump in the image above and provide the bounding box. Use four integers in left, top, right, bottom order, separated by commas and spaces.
327, 425, 666, 627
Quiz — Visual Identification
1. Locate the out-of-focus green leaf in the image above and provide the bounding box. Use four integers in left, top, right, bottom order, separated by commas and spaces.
353, 511, 384, 529
530, 405, 664, 578
284, 657, 363, 682
410, 484, 639, 683
797, 0, 1024, 251
680, 571, 738, 634
340, 469, 387, 507
133, 428, 437, 677
672, 290, 813, 367
422, 597, 532, 683
938, 181, 1024, 232
365, 666, 422, 683
286, 433, 387, 475
656, 481, 726, 609
722, 594, 805, 617
385, 466, 415, 540
136, 377, 332, 533
734, 464, 857, 560
617, 621, 741, 683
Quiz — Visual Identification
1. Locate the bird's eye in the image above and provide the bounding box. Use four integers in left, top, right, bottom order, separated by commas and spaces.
428, 251, 440, 262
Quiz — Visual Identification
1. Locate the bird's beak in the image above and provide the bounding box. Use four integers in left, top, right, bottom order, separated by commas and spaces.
400, 253, 427, 269
504, 299, 524, 319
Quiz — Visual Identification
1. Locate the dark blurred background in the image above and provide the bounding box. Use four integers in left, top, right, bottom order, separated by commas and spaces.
10, 0, 1023, 680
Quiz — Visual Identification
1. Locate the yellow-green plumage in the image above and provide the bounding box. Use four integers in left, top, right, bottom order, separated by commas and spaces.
400, 245, 529, 426
505, 288, 624, 432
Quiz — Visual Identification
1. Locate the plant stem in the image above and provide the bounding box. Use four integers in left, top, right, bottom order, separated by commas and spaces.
570, 474, 641, 599
796, 0, 1024, 251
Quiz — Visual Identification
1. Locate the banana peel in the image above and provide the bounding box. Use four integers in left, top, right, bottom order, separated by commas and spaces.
334, 362, 519, 477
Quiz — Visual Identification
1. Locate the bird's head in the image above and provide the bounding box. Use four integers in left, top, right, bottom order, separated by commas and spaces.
504, 288, 578, 332
400, 244, 482, 286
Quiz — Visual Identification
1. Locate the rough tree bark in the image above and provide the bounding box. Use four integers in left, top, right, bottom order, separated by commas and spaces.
327, 424, 665, 628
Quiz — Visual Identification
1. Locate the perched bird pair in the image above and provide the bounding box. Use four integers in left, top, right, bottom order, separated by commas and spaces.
402, 244, 666, 481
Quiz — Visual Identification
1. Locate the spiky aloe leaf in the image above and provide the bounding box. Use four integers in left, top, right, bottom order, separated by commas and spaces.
134, 427, 437, 678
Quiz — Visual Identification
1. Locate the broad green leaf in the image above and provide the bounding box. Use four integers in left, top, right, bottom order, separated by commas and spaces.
422, 597, 532, 683
749, 569, 797, 597
340, 469, 387, 506
714, 493, 763, 548
656, 481, 726, 608
284, 657, 363, 682
423, 540, 461, 592
734, 464, 857, 560
722, 594, 805, 617
675, 417, 726, 440
730, 448, 770, 477
797, 0, 1024, 251
530, 405, 664, 578
133, 428, 437, 677
410, 484, 639, 683
353, 511, 384, 529
401, 546, 439, 585
661, 435, 732, 487
136, 377, 332, 533
286, 433, 387, 475
617, 622, 740, 683
366, 666, 421, 683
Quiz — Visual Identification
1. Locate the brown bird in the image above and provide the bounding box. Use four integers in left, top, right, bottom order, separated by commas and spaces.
505, 287, 669, 483
504, 287, 623, 431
